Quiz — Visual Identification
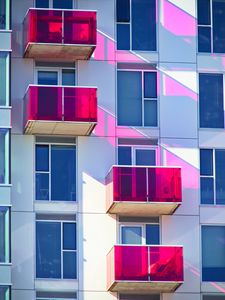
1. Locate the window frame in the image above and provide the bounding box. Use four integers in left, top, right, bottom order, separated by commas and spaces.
119, 222, 160, 245
35, 141, 76, 202
197, 0, 225, 53
200, 148, 225, 205
116, 0, 157, 52
36, 218, 77, 280
201, 225, 225, 282
117, 143, 158, 166
199, 72, 225, 129
35, 0, 75, 9
117, 67, 158, 127
35, 66, 76, 86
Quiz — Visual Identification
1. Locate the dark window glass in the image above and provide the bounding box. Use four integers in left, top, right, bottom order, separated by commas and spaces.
215, 150, 225, 204
36, 173, 49, 200
200, 177, 214, 204
144, 72, 157, 98
213, 0, 225, 53
117, 0, 130, 22
38, 71, 58, 85
0, 208, 8, 262
62, 69, 75, 86
53, 0, 73, 9
198, 0, 211, 25
51, 145, 76, 201
200, 149, 213, 176
117, 71, 142, 126
144, 100, 157, 126
117, 24, 130, 50
36, 0, 49, 8
136, 149, 155, 166
63, 252, 76, 279
118, 146, 132, 165
0, 0, 6, 29
132, 0, 156, 51
203, 296, 225, 300
198, 27, 211, 52
0, 287, 9, 300
36, 222, 61, 278
63, 223, 76, 250
202, 226, 225, 281
146, 224, 159, 245
36, 145, 49, 172
199, 73, 224, 128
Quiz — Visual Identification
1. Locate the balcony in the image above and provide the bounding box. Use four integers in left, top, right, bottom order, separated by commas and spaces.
107, 245, 183, 293
106, 166, 182, 216
23, 9, 96, 60
24, 85, 97, 135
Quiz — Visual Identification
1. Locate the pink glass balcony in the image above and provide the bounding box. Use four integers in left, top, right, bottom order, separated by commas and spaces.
24, 85, 97, 135
107, 245, 184, 293
106, 166, 182, 216
23, 9, 96, 60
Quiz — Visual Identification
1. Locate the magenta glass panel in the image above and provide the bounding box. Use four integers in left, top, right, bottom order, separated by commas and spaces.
64, 87, 97, 122
24, 9, 96, 46
149, 246, 184, 282
64, 11, 96, 45
26, 86, 62, 121
113, 167, 147, 202
28, 9, 63, 44
148, 168, 182, 203
114, 246, 148, 281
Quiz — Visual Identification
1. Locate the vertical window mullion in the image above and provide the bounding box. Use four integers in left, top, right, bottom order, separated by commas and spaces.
61, 222, 63, 279
142, 71, 144, 126
49, 145, 51, 201
130, 0, 132, 50
213, 149, 216, 204
210, 0, 213, 52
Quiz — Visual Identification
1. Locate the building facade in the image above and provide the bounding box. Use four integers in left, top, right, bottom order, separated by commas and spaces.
0, 0, 224, 299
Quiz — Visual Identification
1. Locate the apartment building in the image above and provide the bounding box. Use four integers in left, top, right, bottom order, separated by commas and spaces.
0, 0, 224, 299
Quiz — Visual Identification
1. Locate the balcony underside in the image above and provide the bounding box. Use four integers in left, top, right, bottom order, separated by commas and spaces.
107, 202, 180, 216
24, 43, 95, 60
24, 120, 96, 136
108, 281, 182, 293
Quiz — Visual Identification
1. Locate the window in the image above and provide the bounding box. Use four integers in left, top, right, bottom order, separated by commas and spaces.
200, 149, 225, 205
198, 0, 225, 53
117, 67, 157, 126
120, 295, 160, 300
36, 67, 76, 86
203, 296, 225, 300
35, 143, 76, 201
116, 0, 156, 51
199, 73, 224, 128
118, 146, 156, 166
0, 129, 9, 184
36, 291, 77, 299
0, 207, 10, 263
202, 226, 225, 281
0, 0, 10, 29
0, 52, 10, 106
0, 287, 10, 300
36, 0, 73, 9
36, 217, 77, 279
119, 218, 160, 245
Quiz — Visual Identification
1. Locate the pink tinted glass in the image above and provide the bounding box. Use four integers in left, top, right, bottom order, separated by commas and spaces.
149, 246, 184, 281
112, 167, 181, 203
114, 245, 148, 281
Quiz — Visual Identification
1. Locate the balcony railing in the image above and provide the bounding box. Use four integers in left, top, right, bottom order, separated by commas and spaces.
106, 166, 182, 216
24, 85, 97, 135
107, 245, 184, 293
23, 8, 96, 59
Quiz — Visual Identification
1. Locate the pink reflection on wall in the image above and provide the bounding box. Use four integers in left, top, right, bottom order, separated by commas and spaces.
163, 74, 197, 101
162, 0, 196, 37
163, 149, 199, 190
94, 106, 116, 145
